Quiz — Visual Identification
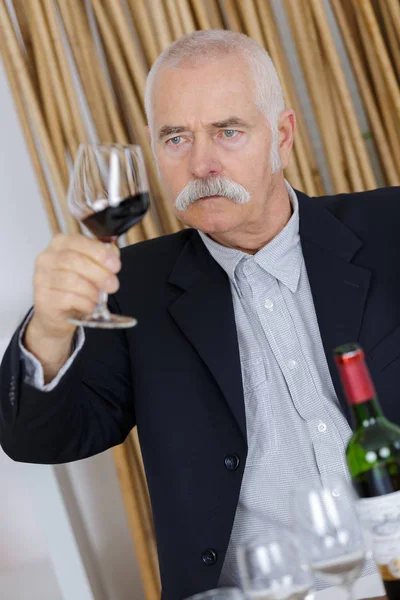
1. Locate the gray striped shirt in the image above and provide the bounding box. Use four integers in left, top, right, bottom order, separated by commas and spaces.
198, 181, 376, 588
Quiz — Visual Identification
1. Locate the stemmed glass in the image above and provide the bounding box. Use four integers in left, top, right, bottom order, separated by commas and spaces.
292, 475, 367, 599
237, 533, 313, 599
67, 143, 150, 329
185, 589, 244, 599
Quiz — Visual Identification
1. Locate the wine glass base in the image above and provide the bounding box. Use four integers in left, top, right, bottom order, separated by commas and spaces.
68, 314, 137, 329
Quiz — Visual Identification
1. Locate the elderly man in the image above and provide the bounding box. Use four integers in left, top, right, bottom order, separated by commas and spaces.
1, 29, 399, 599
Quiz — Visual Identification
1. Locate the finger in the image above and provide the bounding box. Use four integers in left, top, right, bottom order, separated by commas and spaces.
45, 270, 103, 302
50, 250, 119, 292
50, 233, 121, 272
35, 288, 97, 318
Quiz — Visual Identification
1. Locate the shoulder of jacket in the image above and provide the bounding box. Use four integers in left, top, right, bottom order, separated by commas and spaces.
315, 185, 400, 215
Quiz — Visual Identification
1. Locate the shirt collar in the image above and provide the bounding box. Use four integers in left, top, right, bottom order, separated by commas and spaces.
198, 180, 303, 294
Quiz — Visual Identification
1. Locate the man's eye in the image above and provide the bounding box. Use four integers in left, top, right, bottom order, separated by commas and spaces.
223, 129, 238, 138
168, 136, 182, 145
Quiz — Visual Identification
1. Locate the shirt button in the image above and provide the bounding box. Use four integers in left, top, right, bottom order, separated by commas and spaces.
317, 421, 327, 433
201, 549, 218, 566
224, 454, 240, 471
264, 298, 274, 311
287, 359, 297, 370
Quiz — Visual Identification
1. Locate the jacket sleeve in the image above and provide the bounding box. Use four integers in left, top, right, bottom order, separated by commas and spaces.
0, 303, 135, 464
19, 309, 86, 391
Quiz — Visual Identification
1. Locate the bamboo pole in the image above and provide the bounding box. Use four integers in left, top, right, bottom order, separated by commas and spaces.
255, 0, 321, 196
0, 29, 60, 234
377, 0, 400, 80
204, 0, 224, 29
164, 0, 185, 40
176, 0, 197, 34
12, 0, 41, 92
29, 0, 79, 158
112, 442, 161, 600
355, 3, 400, 173
128, 428, 161, 587
308, 0, 376, 190
219, 0, 243, 32
127, 430, 159, 564
386, 0, 400, 46
330, 0, 400, 185
330, 78, 365, 192
0, 1, 78, 232
91, 0, 178, 236
191, 0, 212, 30
142, 0, 172, 53
284, 0, 348, 192
42, 0, 88, 145
357, 0, 400, 122
235, 1, 264, 46
28, 8, 68, 185
124, 0, 160, 65
102, 0, 148, 111
90, 3, 161, 241
57, 0, 117, 143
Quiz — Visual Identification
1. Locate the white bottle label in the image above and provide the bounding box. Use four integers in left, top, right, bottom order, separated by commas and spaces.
357, 489, 400, 579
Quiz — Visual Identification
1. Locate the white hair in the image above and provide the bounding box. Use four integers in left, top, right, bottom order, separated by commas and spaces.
144, 30, 285, 173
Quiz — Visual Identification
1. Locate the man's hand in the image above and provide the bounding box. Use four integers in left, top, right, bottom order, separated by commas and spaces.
24, 233, 121, 382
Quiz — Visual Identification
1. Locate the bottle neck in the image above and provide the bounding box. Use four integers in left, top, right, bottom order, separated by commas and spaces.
350, 396, 383, 429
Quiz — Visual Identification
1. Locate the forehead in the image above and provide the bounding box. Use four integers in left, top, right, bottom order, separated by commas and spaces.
152, 55, 260, 128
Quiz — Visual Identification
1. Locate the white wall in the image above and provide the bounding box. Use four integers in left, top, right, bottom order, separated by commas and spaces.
0, 58, 144, 600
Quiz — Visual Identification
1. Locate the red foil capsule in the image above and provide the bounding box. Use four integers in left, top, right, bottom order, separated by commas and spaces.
334, 344, 376, 405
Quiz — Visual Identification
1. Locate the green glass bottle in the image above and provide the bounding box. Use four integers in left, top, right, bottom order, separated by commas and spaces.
335, 342, 400, 599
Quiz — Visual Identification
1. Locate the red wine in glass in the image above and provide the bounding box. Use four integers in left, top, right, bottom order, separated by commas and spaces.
82, 192, 150, 243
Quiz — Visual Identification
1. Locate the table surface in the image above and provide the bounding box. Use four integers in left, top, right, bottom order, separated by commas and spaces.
313, 574, 386, 599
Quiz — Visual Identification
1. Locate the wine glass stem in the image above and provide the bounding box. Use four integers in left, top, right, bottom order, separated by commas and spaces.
91, 290, 111, 320
341, 582, 353, 600
92, 241, 113, 320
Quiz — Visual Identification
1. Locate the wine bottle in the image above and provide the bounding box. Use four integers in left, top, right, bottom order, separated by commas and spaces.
334, 343, 400, 600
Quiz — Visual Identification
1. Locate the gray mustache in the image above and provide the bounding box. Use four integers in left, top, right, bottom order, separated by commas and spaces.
175, 176, 251, 211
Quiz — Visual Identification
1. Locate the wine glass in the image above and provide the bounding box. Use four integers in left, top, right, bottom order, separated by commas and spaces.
184, 589, 244, 599
67, 143, 150, 329
237, 533, 313, 599
292, 475, 367, 599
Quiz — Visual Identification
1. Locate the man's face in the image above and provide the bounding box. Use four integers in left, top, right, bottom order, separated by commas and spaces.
150, 55, 280, 234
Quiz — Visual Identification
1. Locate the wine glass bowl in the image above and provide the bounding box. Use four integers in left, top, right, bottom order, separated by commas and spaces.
67, 143, 149, 329
237, 533, 313, 600
292, 475, 367, 598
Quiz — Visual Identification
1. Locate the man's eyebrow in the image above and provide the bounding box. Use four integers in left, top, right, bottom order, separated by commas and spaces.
158, 125, 187, 140
158, 117, 250, 140
210, 117, 249, 128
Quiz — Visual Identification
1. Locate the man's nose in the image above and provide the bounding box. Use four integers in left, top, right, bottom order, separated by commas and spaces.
189, 138, 222, 179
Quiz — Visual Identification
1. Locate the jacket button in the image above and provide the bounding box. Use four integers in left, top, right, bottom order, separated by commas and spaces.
224, 454, 240, 471
201, 549, 218, 565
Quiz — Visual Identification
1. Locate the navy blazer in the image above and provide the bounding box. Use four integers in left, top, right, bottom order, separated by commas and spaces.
1, 186, 400, 599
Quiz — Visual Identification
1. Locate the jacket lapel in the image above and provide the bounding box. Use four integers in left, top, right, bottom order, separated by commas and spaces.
298, 192, 371, 417
168, 232, 247, 440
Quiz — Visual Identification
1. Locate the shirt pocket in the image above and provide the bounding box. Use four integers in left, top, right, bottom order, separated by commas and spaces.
241, 355, 276, 465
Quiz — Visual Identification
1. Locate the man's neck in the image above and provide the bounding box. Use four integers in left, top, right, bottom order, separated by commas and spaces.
207, 180, 292, 255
